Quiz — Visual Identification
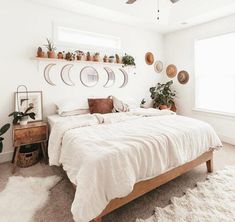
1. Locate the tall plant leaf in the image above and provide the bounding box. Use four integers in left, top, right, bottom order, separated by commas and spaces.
0, 123, 10, 136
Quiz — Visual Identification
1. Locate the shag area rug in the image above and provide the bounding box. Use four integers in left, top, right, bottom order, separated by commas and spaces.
0, 175, 60, 222
137, 166, 235, 222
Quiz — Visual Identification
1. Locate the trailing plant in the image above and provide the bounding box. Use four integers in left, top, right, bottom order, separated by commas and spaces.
95, 52, 100, 56
44, 38, 56, 52
150, 80, 176, 108
9, 106, 36, 125
122, 53, 135, 66
0, 123, 10, 153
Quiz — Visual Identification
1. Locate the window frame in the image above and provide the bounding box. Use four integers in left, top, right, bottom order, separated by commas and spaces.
52, 23, 121, 51
193, 31, 235, 117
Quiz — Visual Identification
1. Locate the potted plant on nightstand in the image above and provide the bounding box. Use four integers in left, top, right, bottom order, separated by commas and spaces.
9, 106, 36, 126
150, 80, 176, 110
44, 38, 56, 58
0, 123, 10, 153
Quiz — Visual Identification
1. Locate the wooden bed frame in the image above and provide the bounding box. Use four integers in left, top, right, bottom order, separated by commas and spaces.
72, 150, 213, 222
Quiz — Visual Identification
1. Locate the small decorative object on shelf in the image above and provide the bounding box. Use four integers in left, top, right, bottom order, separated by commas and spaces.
65, 52, 75, 61
122, 53, 136, 67
103, 55, 109, 63
44, 38, 56, 59
150, 80, 176, 110
86, 52, 92, 61
76, 50, 84, 61
37, 47, 44, 58
0, 123, 10, 153
140, 99, 146, 108
9, 106, 36, 126
93, 52, 100, 62
109, 55, 115, 63
115, 54, 122, 64
57, 51, 64, 59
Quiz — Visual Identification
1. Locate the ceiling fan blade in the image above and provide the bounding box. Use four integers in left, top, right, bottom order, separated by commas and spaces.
170, 0, 180, 3
126, 0, 137, 4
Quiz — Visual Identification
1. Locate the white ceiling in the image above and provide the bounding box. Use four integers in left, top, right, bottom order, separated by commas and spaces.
32, 0, 235, 33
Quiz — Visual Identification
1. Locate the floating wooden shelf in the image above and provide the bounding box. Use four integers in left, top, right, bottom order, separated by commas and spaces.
31, 57, 127, 67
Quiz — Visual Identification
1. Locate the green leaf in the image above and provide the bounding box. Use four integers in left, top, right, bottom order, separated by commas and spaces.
0, 124, 10, 136
29, 113, 36, 120
24, 106, 34, 114
0, 142, 2, 153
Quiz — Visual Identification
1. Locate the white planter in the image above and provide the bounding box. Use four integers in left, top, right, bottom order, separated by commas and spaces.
20, 117, 28, 126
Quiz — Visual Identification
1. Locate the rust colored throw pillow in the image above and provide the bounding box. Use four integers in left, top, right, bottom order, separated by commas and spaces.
88, 98, 113, 114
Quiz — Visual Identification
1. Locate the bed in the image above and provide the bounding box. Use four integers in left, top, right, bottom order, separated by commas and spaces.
47, 109, 222, 222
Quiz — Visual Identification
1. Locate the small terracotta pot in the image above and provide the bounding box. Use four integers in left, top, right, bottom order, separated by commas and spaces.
103, 58, 109, 63
47, 51, 55, 59
57, 53, 63, 59
94, 55, 100, 62
37, 51, 44, 58
77, 55, 83, 61
159, 105, 170, 110
87, 56, 93, 61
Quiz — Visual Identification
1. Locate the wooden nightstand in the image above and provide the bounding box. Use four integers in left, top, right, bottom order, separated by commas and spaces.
12, 121, 48, 173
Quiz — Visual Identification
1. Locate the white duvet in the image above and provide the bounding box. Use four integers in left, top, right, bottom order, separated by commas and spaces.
48, 109, 222, 222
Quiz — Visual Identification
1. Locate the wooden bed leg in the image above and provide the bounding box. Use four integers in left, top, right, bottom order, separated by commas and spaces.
91, 218, 102, 222
206, 159, 213, 173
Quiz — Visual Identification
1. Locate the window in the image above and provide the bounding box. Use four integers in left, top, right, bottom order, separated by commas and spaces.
55, 26, 121, 50
195, 33, 235, 115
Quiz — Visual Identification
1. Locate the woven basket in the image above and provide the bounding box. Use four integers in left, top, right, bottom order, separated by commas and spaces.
17, 145, 39, 168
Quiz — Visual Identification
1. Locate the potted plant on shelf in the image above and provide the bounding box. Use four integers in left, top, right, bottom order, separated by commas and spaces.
109, 55, 115, 63
103, 55, 108, 63
149, 80, 176, 110
65, 52, 75, 61
115, 54, 122, 64
57, 51, 64, 59
37, 47, 44, 58
9, 106, 36, 126
44, 38, 56, 58
86, 52, 92, 61
93, 52, 100, 62
122, 53, 136, 66
0, 123, 10, 153
76, 50, 84, 61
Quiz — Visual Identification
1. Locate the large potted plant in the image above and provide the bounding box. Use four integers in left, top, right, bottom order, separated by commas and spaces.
9, 106, 36, 126
150, 80, 176, 110
0, 123, 10, 153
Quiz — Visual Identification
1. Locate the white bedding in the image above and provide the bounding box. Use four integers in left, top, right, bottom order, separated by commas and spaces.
48, 109, 222, 222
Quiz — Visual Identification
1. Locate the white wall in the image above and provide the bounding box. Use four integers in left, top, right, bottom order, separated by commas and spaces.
0, 0, 164, 162
164, 14, 235, 145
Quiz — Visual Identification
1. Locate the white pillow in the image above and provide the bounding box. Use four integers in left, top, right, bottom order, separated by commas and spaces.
121, 98, 140, 109
55, 99, 89, 115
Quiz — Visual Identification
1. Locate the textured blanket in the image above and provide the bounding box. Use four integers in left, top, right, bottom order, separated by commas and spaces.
48, 110, 222, 222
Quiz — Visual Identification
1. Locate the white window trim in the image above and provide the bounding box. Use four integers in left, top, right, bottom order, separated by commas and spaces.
52, 22, 121, 51
193, 31, 235, 118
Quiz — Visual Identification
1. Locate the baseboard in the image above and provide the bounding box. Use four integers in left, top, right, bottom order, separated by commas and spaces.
0, 151, 13, 163
218, 134, 235, 146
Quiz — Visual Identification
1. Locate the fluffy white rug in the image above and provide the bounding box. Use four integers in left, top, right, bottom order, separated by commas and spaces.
137, 166, 235, 222
0, 175, 60, 222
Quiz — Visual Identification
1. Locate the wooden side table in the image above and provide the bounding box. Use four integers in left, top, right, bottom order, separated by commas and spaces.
12, 121, 48, 173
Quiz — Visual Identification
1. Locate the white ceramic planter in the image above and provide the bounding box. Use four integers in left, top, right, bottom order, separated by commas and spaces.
20, 117, 28, 126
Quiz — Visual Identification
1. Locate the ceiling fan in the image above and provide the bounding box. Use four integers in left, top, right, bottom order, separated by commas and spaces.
126, 0, 180, 20
126, 0, 180, 4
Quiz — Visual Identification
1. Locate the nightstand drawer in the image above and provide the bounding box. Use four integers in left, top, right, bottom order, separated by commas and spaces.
14, 126, 47, 145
